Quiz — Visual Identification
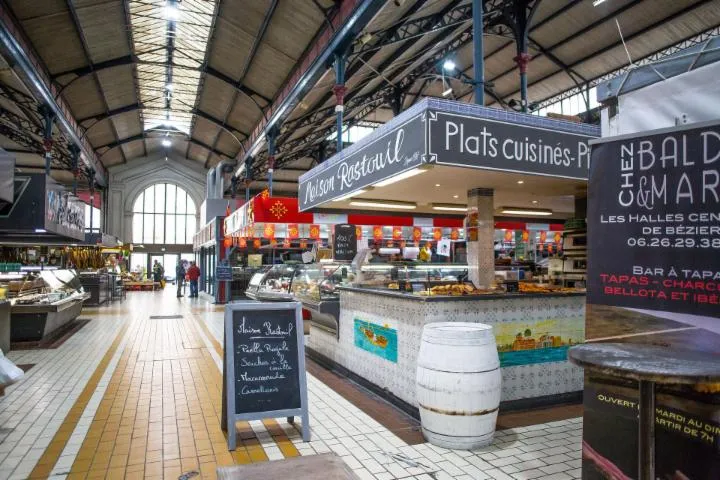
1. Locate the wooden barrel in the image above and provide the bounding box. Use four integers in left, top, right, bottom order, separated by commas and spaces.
416, 322, 501, 450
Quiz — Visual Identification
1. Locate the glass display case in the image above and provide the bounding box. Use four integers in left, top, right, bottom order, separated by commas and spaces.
244, 264, 299, 301
291, 262, 350, 338
356, 263, 470, 292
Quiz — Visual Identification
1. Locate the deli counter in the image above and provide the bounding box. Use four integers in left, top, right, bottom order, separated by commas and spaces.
0, 269, 89, 342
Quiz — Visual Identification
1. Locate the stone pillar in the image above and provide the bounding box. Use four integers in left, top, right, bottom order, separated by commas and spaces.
466, 188, 495, 288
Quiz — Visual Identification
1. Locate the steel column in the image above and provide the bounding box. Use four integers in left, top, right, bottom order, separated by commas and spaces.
267, 125, 279, 196
333, 51, 347, 152
472, 0, 484, 105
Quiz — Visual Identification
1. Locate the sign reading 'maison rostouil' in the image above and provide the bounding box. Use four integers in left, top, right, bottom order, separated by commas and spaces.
297, 99, 599, 211
299, 114, 425, 210
427, 110, 593, 180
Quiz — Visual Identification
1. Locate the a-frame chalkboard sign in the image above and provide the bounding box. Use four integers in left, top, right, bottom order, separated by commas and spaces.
224, 302, 310, 450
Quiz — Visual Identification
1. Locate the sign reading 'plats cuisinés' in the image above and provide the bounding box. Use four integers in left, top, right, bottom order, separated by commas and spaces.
588, 121, 720, 318
426, 109, 593, 180
299, 114, 425, 210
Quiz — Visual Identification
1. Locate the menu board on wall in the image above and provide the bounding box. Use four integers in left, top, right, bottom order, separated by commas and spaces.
584, 121, 720, 480
223, 302, 310, 450
588, 122, 720, 317
333, 224, 357, 261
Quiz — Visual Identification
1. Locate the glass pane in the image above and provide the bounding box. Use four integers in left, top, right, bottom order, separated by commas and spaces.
133, 192, 144, 212
176, 215, 186, 244
85, 204, 91, 226
132, 214, 143, 243
92, 207, 101, 231
176, 188, 187, 214
166, 184, 177, 213
186, 194, 196, 214
154, 214, 164, 243
143, 214, 154, 243
144, 186, 155, 213
164, 255, 178, 281
185, 215, 194, 245
166, 214, 176, 244
130, 253, 147, 277
155, 183, 165, 214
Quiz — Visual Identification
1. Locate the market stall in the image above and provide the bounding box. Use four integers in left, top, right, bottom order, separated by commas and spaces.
298, 98, 599, 408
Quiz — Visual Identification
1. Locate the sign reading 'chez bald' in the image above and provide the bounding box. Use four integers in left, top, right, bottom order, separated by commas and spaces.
299, 114, 425, 210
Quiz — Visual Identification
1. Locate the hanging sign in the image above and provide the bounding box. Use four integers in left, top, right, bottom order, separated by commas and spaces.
283, 238, 291, 248
392, 226, 403, 240
450, 228, 460, 240
263, 224, 275, 239
539, 231, 547, 243
412, 226, 422, 242
372, 226, 383, 240
522, 230, 530, 242
238, 238, 247, 249
287, 224, 299, 239
437, 239, 451, 257
252, 239, 261, 249
504, 230, 513, 242
554, 232, 562, 244
333, 224, 357, 261
355, 225, 363, 240
432, 227, 442, 241
299, 240, 308, 250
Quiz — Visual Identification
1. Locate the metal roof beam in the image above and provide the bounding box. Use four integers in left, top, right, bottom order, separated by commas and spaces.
0, 5, 106, 185
77, 102, 143, 123
97, 133, 145, 152
191, 108, 249, 139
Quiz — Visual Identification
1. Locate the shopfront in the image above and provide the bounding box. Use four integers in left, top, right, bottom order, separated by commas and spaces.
298, 98, 599, 409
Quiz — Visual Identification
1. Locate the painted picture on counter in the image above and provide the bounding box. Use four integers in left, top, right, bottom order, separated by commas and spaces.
495, 318, 584, 367
354, 319, 398, 363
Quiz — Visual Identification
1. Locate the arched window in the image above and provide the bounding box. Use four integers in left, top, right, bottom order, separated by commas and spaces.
132, 184, 196, 244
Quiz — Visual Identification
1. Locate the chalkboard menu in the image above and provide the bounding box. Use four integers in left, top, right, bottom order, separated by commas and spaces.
333, 224, 357, 261
224, 302, 310, 450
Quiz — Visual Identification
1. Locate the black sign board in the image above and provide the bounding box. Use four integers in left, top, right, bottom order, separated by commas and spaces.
224, 302, 310, 450
299, 114, 425, 210
587, 121, 720, 318
427, 110, 593, 180
333, 224, 357, 261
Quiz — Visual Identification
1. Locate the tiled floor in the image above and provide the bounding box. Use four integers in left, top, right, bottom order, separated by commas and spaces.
0, 288, 584, 479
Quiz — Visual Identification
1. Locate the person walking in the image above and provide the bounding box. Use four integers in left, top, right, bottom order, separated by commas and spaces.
175, 261, 185, 298
186, 261, 201, 298
152, 260, 163, 286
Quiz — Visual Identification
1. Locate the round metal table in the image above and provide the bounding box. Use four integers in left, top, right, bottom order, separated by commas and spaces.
568, 343, 720, 480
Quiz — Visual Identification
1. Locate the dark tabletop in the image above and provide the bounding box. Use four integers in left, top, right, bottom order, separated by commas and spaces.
568, 343, 720, 384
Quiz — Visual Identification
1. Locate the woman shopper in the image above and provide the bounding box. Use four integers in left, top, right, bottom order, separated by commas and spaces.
186, 261, 201, 298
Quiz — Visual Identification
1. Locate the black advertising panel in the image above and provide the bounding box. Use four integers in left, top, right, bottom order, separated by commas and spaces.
298, 113, 425, 210
587, 122, 720, 318
333, 224, 357, 261
232, 307, 300, 413
223, 302, 309, 450
427, 109, 594, 180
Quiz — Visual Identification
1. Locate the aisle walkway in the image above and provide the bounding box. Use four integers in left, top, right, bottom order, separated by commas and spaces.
0, 288, 583, 480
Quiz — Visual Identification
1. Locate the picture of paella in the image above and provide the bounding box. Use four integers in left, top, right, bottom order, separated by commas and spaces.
354, 319, 397, 362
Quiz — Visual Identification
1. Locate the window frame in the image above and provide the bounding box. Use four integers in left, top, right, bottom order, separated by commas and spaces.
131, 183, 196, 244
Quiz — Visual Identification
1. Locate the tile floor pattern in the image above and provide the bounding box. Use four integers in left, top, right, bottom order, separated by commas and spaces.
0, 288, 584, 479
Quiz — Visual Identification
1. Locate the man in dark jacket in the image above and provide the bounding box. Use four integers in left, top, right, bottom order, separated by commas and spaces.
176, 262, 185, 297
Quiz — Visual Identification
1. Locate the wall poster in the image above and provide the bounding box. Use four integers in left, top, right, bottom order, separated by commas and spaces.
354, 318, 398, 363
585, 121, 720, 479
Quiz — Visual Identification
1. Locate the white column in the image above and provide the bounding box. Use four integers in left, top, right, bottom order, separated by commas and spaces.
466, 188, 495, 288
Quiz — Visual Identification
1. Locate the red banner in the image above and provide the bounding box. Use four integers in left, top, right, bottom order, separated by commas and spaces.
309, 224, 321, 240
287, 224, 299, 239
433, 228, 442, 241
253, 239, 261, 249
223, 237, 232, 248
299, 240, 308, 249
504, 230, 513, 242
392, 226, 403, 240
522, 230, 530, 242
548, 244, 554, 253
355, 225, 362, 240
450, 228, 460, 241
554, 232, 562, 244
263, 223, 275, 239
539, 231, 547, 243
238, 238, 247, 249
283, 238, 291, 248
373, 226, 383, 240
412, 226, 422, 242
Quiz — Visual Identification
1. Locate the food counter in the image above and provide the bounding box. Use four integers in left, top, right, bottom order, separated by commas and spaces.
78, 271, 109, 306
291, 262, 348, 338
305, 263, 586, 411
0, 270, 89, 342
244, 265, 298, 301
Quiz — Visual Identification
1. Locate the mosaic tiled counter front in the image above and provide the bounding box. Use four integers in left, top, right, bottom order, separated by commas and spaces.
306, 287, 586, 405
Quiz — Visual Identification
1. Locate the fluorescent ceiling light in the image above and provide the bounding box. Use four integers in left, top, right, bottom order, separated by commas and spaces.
164, 4, 180, 20
162, 139, 172, 147
432, 204, 467, 212
592, 0, 608, 6
373, 166, 431, 187
333, 188, 373, 202
442, 59, 456, 71
442, 87, 453, 97
349, 200, 417, 210
34, 228, 47, 233
500, 207, 553, 216
166, 83, 174, 91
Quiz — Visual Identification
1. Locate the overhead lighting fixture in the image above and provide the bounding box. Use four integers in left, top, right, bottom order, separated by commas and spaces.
166, 83, 174, 91
164, 3, 180, 20
432, 203, 468, 212
373, 165, 431, 187
442, 59, 456, 72
442, 87, 453, 97
435, 184, 441, 187
517, 180, 524, 184
349, 200, 417, 210
162, 139, 172, 147
34, 228, 47, 233
453, 195, 459, 199
500, 207, 553, 216
592, 0, 608, 6
333, 187, 373, 202
358, 32, 373, 45
532, 200, 538, 204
